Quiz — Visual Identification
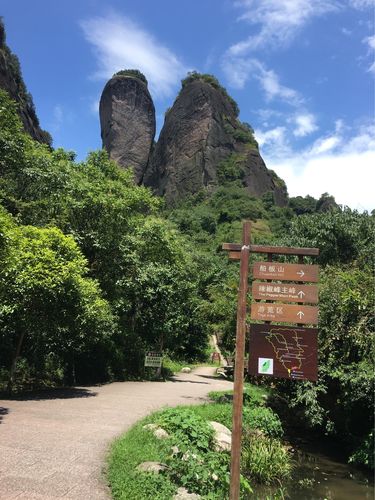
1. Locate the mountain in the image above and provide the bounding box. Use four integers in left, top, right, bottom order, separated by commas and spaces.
0, 19, 51, 146
99, 70, 155, 184
143, 73, 287, 206
99, 71, 288, 206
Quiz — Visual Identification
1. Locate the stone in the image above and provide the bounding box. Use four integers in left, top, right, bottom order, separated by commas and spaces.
173, 487, 201, 499
181, 367, 191, 373
209, 421, 231, 437
99, 72, 155, 184
137, 461, 167, 474
143, 423, 169, 439
214, 431, 232, 452
154, 428, 169, 439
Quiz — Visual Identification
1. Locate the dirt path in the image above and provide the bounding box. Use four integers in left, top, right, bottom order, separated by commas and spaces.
0, 367, 232, 499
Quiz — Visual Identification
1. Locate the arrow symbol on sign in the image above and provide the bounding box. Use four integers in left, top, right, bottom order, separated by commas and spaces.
297, 311, 305, 319
297, 290, 305, 298
297, 270, 305, 278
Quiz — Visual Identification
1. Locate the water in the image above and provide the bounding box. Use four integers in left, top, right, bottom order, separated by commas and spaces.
253, 442, 374, 499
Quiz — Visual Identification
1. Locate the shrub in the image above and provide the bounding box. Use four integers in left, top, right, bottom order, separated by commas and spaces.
241, 433, 292, 485
113, 69, 148, 85
156, 408, 214, 452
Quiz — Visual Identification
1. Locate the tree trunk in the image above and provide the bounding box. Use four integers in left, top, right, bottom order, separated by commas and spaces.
7, 330, 25, 395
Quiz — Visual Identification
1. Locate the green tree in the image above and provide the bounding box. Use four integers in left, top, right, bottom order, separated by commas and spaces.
0, 208, 115, 391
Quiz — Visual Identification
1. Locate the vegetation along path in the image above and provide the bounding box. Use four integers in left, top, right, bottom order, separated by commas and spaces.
0, 367, 232, 499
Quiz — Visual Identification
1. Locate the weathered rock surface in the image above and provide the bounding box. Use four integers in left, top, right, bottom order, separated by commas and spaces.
137, 461, 168, 473
99, 73, 155, 184
0, 20, 51, 145
209, 421, 232, 452
143, 423, 169, 439
143, 75, 287, 205
174, 487, 201, 499
209, 421, 231, 437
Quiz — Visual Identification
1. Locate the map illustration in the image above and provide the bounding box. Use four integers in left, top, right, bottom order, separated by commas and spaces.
248, 325, 318, 381
267, 329, 306, 377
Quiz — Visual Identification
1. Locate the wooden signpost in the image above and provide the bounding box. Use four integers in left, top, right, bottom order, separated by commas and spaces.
222, 222, 319, 500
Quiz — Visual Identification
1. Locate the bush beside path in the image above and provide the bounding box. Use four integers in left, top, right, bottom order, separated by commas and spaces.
0, 367, 232, 499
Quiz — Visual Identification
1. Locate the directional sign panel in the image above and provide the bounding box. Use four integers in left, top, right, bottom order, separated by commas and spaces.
253, 262, 319, 282
248, 324, 318, 381
252, 282, 318, 304
251, 303, 319, 325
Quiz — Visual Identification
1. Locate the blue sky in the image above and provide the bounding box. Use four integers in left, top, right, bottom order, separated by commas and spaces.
2, 0, 374, 210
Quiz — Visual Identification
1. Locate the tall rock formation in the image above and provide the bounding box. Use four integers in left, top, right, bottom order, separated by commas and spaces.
99, 70, 155, 184
0, 19, 51, 145
143, 73, 287, 205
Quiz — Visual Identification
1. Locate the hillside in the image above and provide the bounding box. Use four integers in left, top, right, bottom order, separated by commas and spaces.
0, 18, 51, 146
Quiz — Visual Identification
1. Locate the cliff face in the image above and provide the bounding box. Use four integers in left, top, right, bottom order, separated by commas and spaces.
99, 73, 155, 184
143, 75, 287, 205
99, 71, 287, 206
0, 20, 51, 145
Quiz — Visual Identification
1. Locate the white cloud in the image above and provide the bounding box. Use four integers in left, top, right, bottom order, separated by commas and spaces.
255, 126, 289, 153
259, 122, 375, 211
90, 99, 100, 116
49, 104, 64, 134
347, 0, 374, 9
341, 27, 352, 35
293, 113, 318, 137
363, 35, 375, 74
80, 13, 188, 98
364, 35, 375, 50
222, 57, 302, 106
229, 0, 338, 54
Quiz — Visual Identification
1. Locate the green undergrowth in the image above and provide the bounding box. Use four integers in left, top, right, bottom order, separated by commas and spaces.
108, 384, 292, 499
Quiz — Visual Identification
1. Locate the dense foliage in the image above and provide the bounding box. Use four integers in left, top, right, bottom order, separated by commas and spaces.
0, 74, 373, 474
0, 89, 208, 390
165, 172, 374, 468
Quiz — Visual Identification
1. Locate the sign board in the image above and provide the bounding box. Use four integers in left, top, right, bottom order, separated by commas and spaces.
253, 262, 319, 282
251, 303, 318, 325
252, 282, 318, 303
144, 352, 163, 368
248, 324, 318, 381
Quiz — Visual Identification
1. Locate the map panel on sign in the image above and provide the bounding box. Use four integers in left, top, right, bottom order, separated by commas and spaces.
253, 262, 319, 282
248, 324, 318, 381
251, 303, 318, 325
252, 282, 318, 303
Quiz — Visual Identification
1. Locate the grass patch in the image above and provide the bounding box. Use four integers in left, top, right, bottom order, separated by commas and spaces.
108, 419, 176, 499
241, 431, 292, 485
108, 397, 291, 499
208, 383, 269, 405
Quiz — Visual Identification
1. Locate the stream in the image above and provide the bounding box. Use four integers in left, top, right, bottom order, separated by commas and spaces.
253, 440, 374, 499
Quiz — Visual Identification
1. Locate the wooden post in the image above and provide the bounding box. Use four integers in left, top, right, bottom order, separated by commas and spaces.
230, 221, 250, 500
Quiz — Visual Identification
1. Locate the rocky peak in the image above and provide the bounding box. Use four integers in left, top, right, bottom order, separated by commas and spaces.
99, 70, 155, 184
143, 73, 287, 205
0, 18, 51, 146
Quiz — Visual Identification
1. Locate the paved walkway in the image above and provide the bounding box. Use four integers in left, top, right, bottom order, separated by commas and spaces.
0, 367, 232, 499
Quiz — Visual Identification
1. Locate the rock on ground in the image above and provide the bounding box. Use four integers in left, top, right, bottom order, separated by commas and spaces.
136, 461, 167, 473
174, 487, 201, 499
